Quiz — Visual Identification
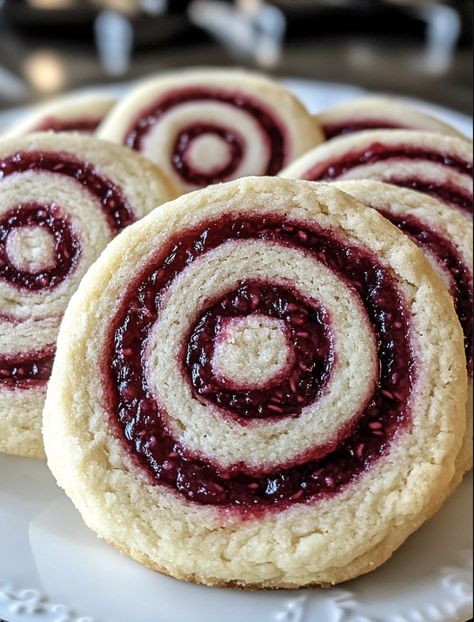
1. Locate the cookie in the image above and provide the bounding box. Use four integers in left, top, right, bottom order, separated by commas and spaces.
0, 132, 179, 459
333, 179, 472, 474
3, 92, 116, 137
97, 69, 323, 192
280, 130, 473, 216
316, 97, 465, 140
43, 177, 466, 588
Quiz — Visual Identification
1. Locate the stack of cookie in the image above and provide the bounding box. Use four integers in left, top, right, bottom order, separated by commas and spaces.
0, 69, 471, 589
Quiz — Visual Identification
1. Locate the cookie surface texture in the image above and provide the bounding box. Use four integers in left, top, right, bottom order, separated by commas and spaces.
3, 92, 116, 137
43, 177, 466, 588
280, 130, 473, 216
333, 180, 473, 475
0, 132, 179, 458
316, 98, 466, 140
97, 69, 323, 192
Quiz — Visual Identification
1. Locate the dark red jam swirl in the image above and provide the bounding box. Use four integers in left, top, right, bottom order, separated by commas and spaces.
323, 119, 405, 140
0, 151, 136, 389
302, 143, 473, 214
0, 203, 80, 290
124, 88, 286, 184
173, 124, 244, 187
105, 216, 414, 511
380, 209, 473, 376
386, 178, 473, 215
0, 151, 135, 234
33, 116, 102, 133
185, 281, 334, 420
0, 347, 54, 389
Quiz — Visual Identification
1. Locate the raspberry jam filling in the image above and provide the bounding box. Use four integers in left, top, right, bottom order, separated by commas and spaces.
386, 178, 472, 214
173, 124, 244, 186
34, 116, 102, 133
303, 143, 473, 214
0, 151, 135, 233
105, 216, 414, 510
184, 281, 334, 420
0, 151, 136, 389
323, 119, 405, 139
0, 203, 80, 290
381, 209, 473, 375
124, 87, 286, 180
0, 347, 54, 388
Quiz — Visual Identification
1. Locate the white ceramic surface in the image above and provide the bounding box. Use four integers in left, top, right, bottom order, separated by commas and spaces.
0, 80, 472, 622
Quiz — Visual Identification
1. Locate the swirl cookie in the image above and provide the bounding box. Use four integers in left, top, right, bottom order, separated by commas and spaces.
97, 69, 323, 192
333, 180, 473, 475
280, 130, 473, 216
316, 98, 465, 140
43, 177, 466, 588
0, 133, 179, 459
3, 92, 116, 137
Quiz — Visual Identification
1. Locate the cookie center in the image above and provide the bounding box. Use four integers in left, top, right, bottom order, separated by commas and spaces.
185, 133, 233, 175
6, 225, 56, 273
212, 315, 290, 388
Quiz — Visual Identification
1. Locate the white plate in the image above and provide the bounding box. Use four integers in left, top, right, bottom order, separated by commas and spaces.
0, 79, 472, 622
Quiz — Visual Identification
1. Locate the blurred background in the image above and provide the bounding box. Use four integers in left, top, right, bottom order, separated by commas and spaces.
0, 0, 472, 114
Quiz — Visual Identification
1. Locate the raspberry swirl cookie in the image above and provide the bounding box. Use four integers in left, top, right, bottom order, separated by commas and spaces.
43, 178, 466, 588
280, 130, 473, 216
334, 180, 473, 474
316, 98, 465, 140
3, 92, 116, 137
0, 133, 179, 458
97, 69, 322, 192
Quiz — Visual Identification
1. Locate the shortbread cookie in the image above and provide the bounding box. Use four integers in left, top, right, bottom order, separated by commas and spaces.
281, 130, 473, 216
43, 177, 466, 588
316, 98, 465, 140
3, 92, 116, 137
0, 132, 179, 459
97, 69, 323, 192
334, 180, 473, 474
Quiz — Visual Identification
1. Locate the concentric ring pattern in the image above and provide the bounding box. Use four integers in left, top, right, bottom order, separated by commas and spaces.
97, 69, 323, 192
333, 179, 473, 475
315, 98, 465, 140
43, 178, 467, 587
280, 130, 473, 215
0, 133, 178, 458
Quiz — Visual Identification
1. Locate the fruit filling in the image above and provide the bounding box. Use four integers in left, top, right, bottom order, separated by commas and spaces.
0, 347, 54, 389
322, 119, 405, 139
105, 215, 414, 511
380, 209, 473, 374
124, 88, 287, 179
34, 116, 102, 133
0, 203, 80, 291
0, 151, 135, 233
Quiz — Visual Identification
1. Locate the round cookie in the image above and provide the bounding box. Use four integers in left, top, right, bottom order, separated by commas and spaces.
3, 92, 116, 137
0, 132, 179, 459
280, 130, 473, 216
97, 69, 323, 192
316, 97, 466, 140
43, 177, 466, 588
333, 180, 472, 475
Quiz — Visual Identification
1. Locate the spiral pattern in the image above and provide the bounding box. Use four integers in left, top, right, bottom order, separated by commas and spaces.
4, 93, 116, 138
0, 150, 134, 388
316, 98, 464, 140
44, 178, 467, 587
104, 212, 415, 510
280, 130, 473, 215
97, 70, 322, 192
333, 179, 473, 473
0, 133, 178, 457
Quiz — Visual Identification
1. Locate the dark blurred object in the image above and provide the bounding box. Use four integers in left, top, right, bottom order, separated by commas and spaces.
0, 0, 472, 115
0, 0, 197, 46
